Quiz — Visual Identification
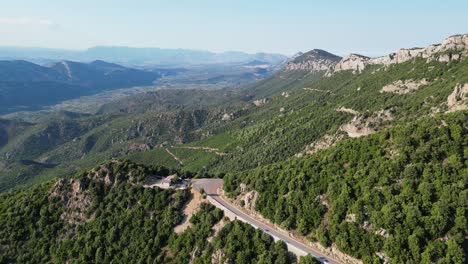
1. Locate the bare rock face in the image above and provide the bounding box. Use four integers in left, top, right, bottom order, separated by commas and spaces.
241, 190, 259, 210
372, 34, 468, 65
221, 113, 233, 121
340, 108, 395, 138
253, 98, 269, 106
211, 249, 226, 264
380, 79, 429, 94
296, 133, 345, 157
330, 34, 468, 75
447, 83, 468, 112
341, 120, 375, 138
50, 178, 92, 225
128, 143, 151, 152
336, 107, 360, 115
285, 49, 341, 72
329, 54, 370, 75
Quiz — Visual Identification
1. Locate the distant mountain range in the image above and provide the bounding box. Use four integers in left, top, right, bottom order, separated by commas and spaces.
0, 60, 169, 114
0, 46, 288, 67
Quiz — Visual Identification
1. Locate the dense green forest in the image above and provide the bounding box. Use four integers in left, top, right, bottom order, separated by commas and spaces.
224, 112, 467, 263
0, 160, 303, 263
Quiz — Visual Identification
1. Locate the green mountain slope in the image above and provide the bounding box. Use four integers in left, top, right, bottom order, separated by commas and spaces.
200, 55, 468, 174
0, 160, 300, 264
224, 111, 467, 263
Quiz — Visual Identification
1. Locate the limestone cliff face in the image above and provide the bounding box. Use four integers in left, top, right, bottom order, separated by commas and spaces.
371, 34, 468, 65
285, 49, 341, 72
330, 54, 370, 74
447, 83, 468, 112
329, 34, 468, 75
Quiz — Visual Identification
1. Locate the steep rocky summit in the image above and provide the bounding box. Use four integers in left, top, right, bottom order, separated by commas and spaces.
285, 49, 341, 72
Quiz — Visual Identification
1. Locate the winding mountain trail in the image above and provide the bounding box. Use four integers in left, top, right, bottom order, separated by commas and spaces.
164, 148, 183, 165
172, 146, 227, 156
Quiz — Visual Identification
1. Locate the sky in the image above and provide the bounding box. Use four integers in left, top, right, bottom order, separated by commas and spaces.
0, 0, 467, 56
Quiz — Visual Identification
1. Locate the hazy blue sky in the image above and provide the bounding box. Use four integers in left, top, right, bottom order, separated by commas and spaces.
0, 0, 466, 56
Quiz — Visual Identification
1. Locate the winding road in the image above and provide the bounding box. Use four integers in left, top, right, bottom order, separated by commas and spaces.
192, 179, 341, 264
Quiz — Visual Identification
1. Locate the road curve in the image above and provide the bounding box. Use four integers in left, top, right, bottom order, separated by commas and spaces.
192, 179, 341, 264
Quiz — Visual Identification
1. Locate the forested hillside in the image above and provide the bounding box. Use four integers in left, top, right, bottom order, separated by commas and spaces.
224, 112, 467, 263
0, 160, 305, 264
202, 54, 468, 174
0, 89, 246, 191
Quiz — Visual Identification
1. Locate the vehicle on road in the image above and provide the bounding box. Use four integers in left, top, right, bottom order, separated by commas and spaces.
317, 257, 329, 263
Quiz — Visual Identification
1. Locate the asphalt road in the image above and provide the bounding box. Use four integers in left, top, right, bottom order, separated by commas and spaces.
192, 179, 341, 264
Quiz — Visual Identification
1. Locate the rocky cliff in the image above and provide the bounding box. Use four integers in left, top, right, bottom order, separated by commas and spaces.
329, 34, 468, 75
285, 49, 341, 72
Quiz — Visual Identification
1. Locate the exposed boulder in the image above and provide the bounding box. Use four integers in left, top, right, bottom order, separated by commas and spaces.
241, 190, 259, 210
447, 83, 468, 112
375, 228, 390, 238
221, 113, 233, 121
211, 249, 226, 264
345, 213, 357, 223
253, 98, 269, 106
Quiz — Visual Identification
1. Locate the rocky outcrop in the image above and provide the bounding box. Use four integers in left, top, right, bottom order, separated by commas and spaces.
221, 113, 233, 121
49, 178, 92, 225
211, 249, 226, 264
296, 133, 345, 157
336, 107, 360, 115
373, 34, 468, 65
341, 120, 375, 138
375, 228, 390, 238
128, 143, 151, 152
48, 160, 148, 225
241, 190, 259, 210
253, 98, 269, 106
330, 34, 468, 75
380, 79, 430, 94
447, 83, 468, 112
330, 54, 370, 75
285, 49, 341, 72
340, 108, 395, 138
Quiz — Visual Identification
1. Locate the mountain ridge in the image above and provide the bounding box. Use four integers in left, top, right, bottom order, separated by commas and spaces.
328, 34, 468, 75
0, 46, 288, 66
0, 59, 162, 113
284, 49, 342, 72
